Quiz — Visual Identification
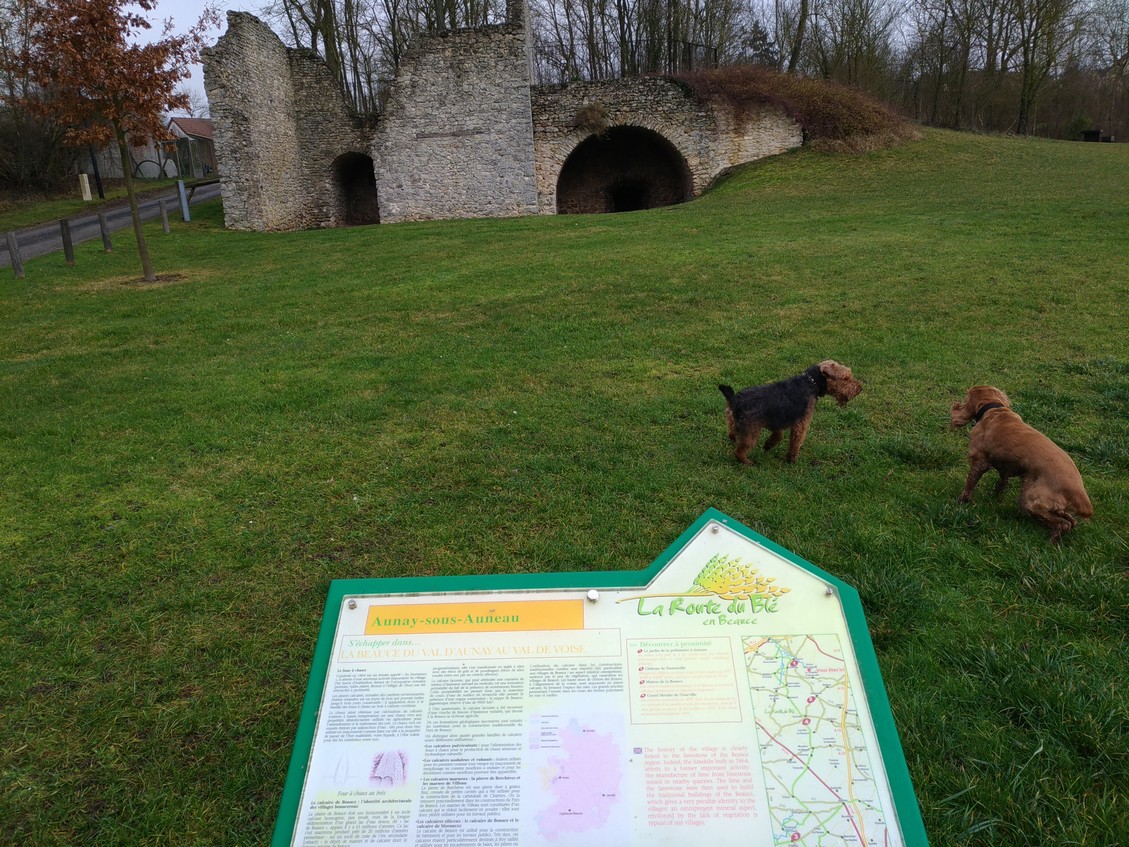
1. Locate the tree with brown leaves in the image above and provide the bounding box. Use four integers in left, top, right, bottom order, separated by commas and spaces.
17, 0, 218, 281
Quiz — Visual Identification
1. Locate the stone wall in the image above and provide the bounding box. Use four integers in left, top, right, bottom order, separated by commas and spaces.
531, 78, 801, 214
289, 48, 377, 228
202, 8, 801, 230
373, 6, 538, 223
202, 13, 372, 231
554, 126, 692, 213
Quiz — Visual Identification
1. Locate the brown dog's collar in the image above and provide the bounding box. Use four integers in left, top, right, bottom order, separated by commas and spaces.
973, 402, 1006, 423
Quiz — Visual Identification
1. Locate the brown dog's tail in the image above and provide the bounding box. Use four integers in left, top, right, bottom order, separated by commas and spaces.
718, 384, 736, 406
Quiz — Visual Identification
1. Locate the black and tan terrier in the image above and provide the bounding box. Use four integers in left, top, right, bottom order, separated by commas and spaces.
719, 361, 863, 464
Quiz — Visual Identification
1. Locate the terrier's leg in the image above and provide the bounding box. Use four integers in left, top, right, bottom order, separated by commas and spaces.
785, 401, 817, 463
785, 413, 814, 463
734, 423, 764, 465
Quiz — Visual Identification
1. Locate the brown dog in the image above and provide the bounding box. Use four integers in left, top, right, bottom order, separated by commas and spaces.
719, 361, 863, 464
950, 386, 1093, 542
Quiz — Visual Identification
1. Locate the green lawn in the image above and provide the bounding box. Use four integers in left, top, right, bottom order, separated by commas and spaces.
1, 128, 1127, 846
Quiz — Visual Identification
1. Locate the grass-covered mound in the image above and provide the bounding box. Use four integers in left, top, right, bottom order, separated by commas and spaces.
676, 65, 920, 151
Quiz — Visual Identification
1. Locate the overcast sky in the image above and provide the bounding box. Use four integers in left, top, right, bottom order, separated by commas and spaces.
138, 0, 259, 97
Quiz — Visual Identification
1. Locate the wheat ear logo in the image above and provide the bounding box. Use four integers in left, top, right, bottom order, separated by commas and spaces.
618, 554, 791, 602
690, 554, 791, 599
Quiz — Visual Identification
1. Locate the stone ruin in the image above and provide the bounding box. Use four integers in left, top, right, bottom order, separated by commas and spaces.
201, 0, 802, 231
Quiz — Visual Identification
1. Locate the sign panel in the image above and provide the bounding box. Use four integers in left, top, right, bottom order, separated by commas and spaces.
273, 509, 928, 846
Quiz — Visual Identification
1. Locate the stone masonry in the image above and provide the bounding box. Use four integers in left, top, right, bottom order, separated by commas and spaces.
375, 1, 538, 222
202, 14, 373, 230
202, 3, 802, 231
532, 77, 801, 212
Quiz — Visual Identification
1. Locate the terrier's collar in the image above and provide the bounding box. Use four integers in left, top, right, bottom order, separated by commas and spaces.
973, 402, 1006, 423
803, 368, 827, 396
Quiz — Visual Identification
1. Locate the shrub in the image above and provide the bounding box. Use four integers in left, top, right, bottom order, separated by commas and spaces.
0, 106, 78, 193
673, 66, 920, 152
574, 103, 610, 135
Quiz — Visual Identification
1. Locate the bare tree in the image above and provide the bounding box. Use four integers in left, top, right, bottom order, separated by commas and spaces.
1084, 0, 1127, 131
1011, 0, 1084, 133
173, 84, 211, 117
806, 0, 901, 88
786, 0, 811, 69
903, 0, 979, 125
236, 0, 1127, 141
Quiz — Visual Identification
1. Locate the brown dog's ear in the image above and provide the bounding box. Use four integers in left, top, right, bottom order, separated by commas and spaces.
966, 385, 1011, 410
950, 393, 974, 428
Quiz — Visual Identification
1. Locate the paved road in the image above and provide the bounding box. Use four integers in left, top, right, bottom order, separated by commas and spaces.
2, 182, 223, 270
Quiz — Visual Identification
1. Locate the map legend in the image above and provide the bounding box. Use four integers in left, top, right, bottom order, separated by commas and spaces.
627, 637, 743, 724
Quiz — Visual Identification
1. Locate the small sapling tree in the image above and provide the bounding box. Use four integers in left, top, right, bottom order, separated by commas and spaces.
18, 0, 218, 281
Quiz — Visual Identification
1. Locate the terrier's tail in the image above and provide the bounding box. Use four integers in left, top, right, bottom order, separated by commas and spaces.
718, 384, 736, 405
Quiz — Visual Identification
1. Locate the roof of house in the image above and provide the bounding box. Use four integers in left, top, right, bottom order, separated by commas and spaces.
168, 117, 214, 140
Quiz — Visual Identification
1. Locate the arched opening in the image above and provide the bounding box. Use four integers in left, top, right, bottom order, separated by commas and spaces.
332, 152, 380, 225
609, 180, 650, 212
555, 127, 691, 214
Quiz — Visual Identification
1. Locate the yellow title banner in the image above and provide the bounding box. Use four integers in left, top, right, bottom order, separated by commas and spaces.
364, 599, 584, 635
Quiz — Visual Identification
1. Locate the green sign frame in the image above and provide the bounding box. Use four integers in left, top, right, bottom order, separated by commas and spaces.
271, 507, 929, 846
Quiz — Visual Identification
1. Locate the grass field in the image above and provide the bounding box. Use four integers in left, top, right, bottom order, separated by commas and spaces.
2, 128, 1127, 846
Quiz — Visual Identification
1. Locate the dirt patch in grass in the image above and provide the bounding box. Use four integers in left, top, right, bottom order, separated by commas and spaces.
64, 272, 193, 293
127, 273, 189, 287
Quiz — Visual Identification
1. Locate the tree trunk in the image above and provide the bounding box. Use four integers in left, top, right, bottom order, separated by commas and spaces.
1016, 87, 1030, 134
788, 0, 810, 72
117, 128, 155, 282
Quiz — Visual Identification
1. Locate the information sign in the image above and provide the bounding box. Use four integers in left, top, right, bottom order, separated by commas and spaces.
272, 509, 928, 846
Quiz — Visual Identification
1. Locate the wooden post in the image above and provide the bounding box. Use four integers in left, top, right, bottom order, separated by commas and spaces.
6, 232, 24, 279
177, 180, 191, 222
159, 199, 170, 233
60, 219, 75, 266
98, 212, 112, 252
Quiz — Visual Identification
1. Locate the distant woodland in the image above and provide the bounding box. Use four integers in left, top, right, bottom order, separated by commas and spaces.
255, 0, 1127, 140
2, 0, 1124, 191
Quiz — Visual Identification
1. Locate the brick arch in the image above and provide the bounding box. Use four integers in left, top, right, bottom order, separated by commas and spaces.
531, 78, 722, 214
555, 126, 693, 214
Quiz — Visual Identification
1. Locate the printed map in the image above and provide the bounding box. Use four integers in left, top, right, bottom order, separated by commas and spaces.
745, 635, 899, 846
532, 717, 623, 841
